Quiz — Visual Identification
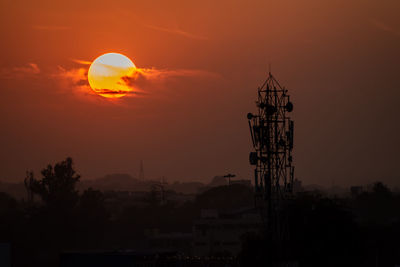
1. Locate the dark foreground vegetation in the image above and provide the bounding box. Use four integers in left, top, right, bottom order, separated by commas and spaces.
1, 157, 400, 266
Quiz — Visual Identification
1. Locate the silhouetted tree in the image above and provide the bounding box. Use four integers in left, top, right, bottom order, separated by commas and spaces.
77, 188, 109, 249
372, 181, 391, 195
353, 181, 397, 225
29, 157, 80, 210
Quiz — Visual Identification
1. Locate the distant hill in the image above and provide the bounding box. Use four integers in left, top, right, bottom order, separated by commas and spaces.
78, 173, 150, 192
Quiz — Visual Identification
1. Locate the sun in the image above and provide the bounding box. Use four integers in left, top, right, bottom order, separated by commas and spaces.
88, 53, 136, 98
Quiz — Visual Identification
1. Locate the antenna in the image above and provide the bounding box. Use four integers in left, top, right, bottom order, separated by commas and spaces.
139, 160, 144, 181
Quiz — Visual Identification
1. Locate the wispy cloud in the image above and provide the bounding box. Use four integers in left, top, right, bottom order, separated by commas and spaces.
13, 63, 40, 74
71, 59, 92, 65
55, 59, 220, 99
1, 58, 220, 101
32, 25, 71, 31
370, 19, 400, 37
129, 68, 220, 81
0, 63, 40, 78
54, 66, 95, 97
145, 24, 207, 40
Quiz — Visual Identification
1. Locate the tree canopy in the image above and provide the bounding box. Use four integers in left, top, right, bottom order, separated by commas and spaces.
29, 157, 80, 209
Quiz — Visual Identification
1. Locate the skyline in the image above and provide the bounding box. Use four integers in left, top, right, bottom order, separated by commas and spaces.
1, 0, 400, 186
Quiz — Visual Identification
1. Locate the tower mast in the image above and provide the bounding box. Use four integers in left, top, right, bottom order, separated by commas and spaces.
247, 72, 294, 240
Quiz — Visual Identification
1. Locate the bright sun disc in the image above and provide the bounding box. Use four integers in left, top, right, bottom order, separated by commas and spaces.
88, 53, 136, 98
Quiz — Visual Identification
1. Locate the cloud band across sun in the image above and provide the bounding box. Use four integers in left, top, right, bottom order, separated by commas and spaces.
56, 55, 220, 100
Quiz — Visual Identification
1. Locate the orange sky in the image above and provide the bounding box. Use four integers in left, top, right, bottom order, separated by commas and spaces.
1, 0, 399, 186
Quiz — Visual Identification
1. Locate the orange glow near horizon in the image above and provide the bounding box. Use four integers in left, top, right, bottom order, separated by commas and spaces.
88, 53, 136, 98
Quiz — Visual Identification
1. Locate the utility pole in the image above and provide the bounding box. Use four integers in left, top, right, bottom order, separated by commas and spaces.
223, 173, 236, 185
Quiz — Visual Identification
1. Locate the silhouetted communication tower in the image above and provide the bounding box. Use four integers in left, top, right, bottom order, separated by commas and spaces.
247, 72, 294, 237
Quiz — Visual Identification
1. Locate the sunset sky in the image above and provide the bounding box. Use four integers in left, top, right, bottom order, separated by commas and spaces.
0, 0, 399, 186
